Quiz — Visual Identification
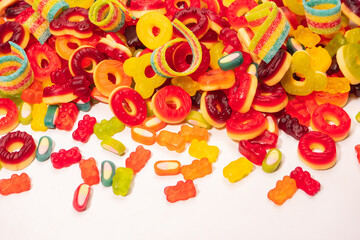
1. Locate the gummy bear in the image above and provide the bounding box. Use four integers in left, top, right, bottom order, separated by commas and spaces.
93, 117, 125, 140
125, 145, 151, 174
55, 102, 79, 131
290, 167, 320, 196
72, 114, 97, 143
164, 180, 196, 203
188, 139, 219, 163
156, 130, 186, 153
112, 167, 133, 196
294, 26, 321, 48
285, 98, 311, 126
31, 103, 48, 132
50, 147, 82, 169
278, 114, 309, 140
79, 157, 100, 186
0, 173, 31, 196
267, 176, 297, 205
180, 158, 212, 180
178, 125, 209, 143
223, 157, 253, 183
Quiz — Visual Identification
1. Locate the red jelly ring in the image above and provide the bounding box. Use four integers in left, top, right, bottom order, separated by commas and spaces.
310, 103, 351, 142
173, 42, 210, 78
251, 83, 288, 113
0, 131, 36, 171
226, 109, 267, 141
298, 131, 336, 170
165, 0, 200, 18
173, 7, 210, 39
152, 85, 192, 124
226, 0, 258, 30
200, 90, 232, 128
0, 98, 19, 135
0, 21, 30, 53
27, 43, 62, 82
68, 45, 105, 82
109, 86, 147, 126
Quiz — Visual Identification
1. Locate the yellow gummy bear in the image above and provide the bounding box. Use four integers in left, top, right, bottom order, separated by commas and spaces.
188, 139, 219, 163
294, 26, 321, 48
223, 157, 253, 183
31, 103, 48, 132
306, 46, 332, 73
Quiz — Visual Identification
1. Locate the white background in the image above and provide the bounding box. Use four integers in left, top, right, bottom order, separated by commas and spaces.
1, 96, 360, 240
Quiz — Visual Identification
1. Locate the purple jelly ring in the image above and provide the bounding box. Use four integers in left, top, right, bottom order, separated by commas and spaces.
303, 0, 341, 17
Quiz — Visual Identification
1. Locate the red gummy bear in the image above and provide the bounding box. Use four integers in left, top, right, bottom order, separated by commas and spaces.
164, 180, 197, 203
51, 147, 82, 169
79, 158, 100, 186
238, 140, 266, 166
72, 114, 97, 143
290, 167, 321, 196
285, 98, 311, 126
0, 173, 31, 196
125, 145, 151, 174
355, 145, 360, 164
55, 102, 79, 131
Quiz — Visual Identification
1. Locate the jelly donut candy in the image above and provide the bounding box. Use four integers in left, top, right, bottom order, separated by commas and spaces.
226, 0, 258, 30
0, 21, 30, 53
55, 34, 100, 60
245, 2, 290, 63
152, 85, 192, 124
281, 50, 328, 96
95, 33, 131, 62
15, 7, 51, 45
303, 0, 341, 35
165, 0, 200, 18
136, 11, 173, 50
36, 136, 53, 162
218, 51, 243, 71
228, 72, 258, 113
298, 131, 337, 170
50, 7, 94, 38
0, 98, 19, 134
89, 0, 125, 32
0, 131, 36, 171
251, 83, 288, 113
198, 68, 235, 91
258, 49, 291, 86
200, 90, 232, 128
32, 0, 69, 22
73, 183, 92, 212
129, 0, 166, 19
5, 1, 31, 20
173, 7, 210, 39
0, 0, 19, 16
337, 44, 360, 85
94, 60, 132, 97
124, 53, 166, 99
27, 43, 61, 82
310, 103, 351, 142
109, 86, 147, 126
226, 109, 267, 141
68, 45, 105, 82
342, 0, 360, 26
0, 41, 34, 96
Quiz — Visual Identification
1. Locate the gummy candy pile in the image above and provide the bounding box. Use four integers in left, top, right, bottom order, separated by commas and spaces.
0, 0, 359, 210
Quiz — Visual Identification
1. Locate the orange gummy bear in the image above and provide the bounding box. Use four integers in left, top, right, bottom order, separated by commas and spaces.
180, 158, 212, 180
178, 125, 209, 143
0, 173, 31, 196
267, 176, 297, 205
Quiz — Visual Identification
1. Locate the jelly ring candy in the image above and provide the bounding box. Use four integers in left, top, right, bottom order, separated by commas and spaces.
173, 7, 210, 39
0, 0, 19, 16
0, 21, 30, 52
0, 98, 19, 135
0, 42, 34, 95
68, 45, 105, 82
298, 131, 337, 170
226, 109, 267, 141
150, 19, 202, 78
131, 125, 156, 145
95, 32, 132, 62
15, 7, 51, 45
101, 160, 116, 187
152, 85, 192, 124
136, 11, 173, 50
154, 160, 181, 176
49, 7, 94, 39
129, 0, 166, 19
26, 43, 61, 82
19, 101, 32, 125
281, 50, 328, 96
262, 148, 282, 173
252, 83, 288, 113
226, 0, 258, 30
337, 44, 360, 85
303, 0, 341, 35
245, 2, 290, 63
109, 86, 147, 126
173, 42, 210, 79
94, 60, 132, 97
32, 0, 69, 22
258, 49, 292, 86
228, 72, 258, 113
218, 51, 244, 71
73, 183, 92, 212
198, 68, 236, 91
200, 90, 232, 128
55, 35, 100, 60
223, 157, 253, 183
0, 131, 36, 171
123, 53, 166, 99
89, 0, 125, 32
36, 136, 53, 162
6, 1, 31, 22
341, 0, 360, 26
165, 0, 200, 18
310, 103, 351, 142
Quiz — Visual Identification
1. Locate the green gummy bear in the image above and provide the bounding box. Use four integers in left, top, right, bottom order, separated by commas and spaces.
94, 117, 125, 140
112, 167, 133, 196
